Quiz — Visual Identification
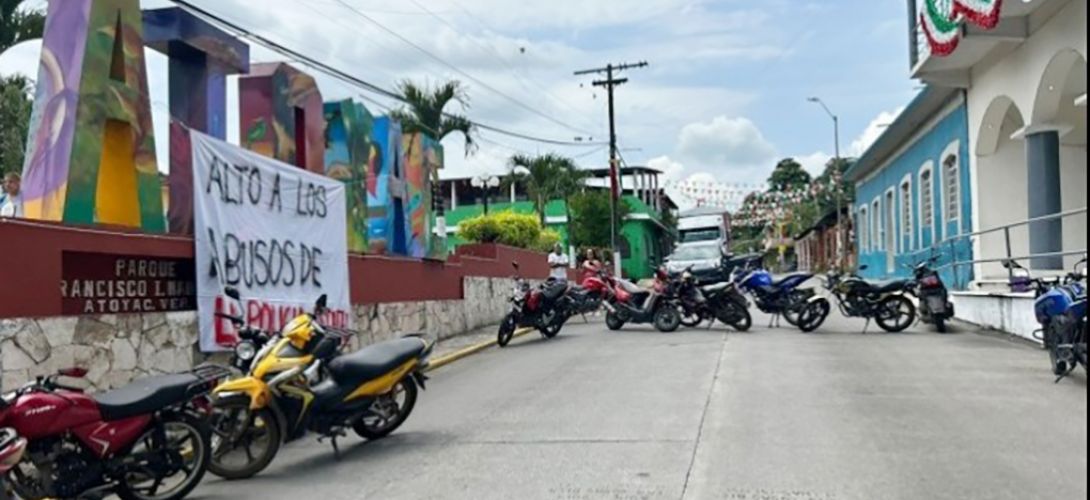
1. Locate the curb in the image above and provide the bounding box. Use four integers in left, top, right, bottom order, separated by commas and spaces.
424, 327, 534, 373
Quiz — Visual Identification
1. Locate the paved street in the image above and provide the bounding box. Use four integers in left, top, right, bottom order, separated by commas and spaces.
192, 312, 1088, 500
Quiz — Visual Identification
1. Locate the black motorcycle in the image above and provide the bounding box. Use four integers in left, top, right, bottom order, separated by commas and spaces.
498, 263, 571, 347
674, 266, 752, 331
823, 266, 916, 333
907, 256, 954, 333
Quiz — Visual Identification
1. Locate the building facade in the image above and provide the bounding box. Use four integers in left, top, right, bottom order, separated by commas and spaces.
847, 88, 974, 288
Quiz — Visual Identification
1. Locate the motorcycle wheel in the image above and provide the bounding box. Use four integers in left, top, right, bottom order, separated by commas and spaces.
798, 299, 831, 333
498, 314, 518, 347
681, 307, 704, 328
355, 378, 419, 440
728, 306, 753, 332
606, 311, 626, 331
208, 399, 282, 481
541, 311, 565, 339
876, 296, 916, 333
116, 413, 212, 500
653, 306, 682, 333
935, 317, 948, 334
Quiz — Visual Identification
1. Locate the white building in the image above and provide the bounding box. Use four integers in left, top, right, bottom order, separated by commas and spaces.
908, 0, 1086, 339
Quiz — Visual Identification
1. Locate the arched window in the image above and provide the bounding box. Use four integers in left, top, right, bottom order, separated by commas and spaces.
901, 179, 913, 251
919, 165, 934, 230
944, 153, 961, 225
859, 206, 870, 253
872, 199, 881, 251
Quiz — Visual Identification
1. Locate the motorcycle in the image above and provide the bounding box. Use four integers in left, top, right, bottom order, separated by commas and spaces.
1003, 258, 1087, 382
498, 262, 572, 347
674, 266, 753, 331
208, 292, 434, 480
603, 267, 683, 333
907, 256, 954, 333
731, 264, 830, 333
1, 365, 226, 500
823, 266, 916, 333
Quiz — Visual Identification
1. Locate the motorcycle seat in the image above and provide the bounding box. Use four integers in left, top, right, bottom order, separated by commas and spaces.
95, 373, 201, 422
702, 282, 729, 293
617, 279, 645, 295
863, 280, 911, 294
771, 274, 812, 289
542, 282, 568, 301
327, 338, 426, 386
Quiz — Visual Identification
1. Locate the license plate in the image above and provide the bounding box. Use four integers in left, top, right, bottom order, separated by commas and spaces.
927, 297, 946, 312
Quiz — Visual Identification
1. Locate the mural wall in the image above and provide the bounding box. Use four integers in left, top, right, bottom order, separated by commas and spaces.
325, 99, 374, 253
239, 63, 325, 175
21, 0, 165, 232
402, 133, 446, 260
368, 117, 409, 255
143, 7, 249, 234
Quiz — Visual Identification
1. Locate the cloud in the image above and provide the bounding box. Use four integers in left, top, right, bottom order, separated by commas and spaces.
796, 151, 833, 176
677, 116, 778, 171
850, 107, 905, 157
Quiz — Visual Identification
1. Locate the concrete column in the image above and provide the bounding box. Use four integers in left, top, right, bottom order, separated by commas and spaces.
451, 181, 458, 210
1026, 131, 1063, 270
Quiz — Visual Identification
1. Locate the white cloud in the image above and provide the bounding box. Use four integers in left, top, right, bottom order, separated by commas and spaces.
796, 151, 833, 176
677, 116, 778, 172
850, 107, 905, 157
647, 156, 685, 180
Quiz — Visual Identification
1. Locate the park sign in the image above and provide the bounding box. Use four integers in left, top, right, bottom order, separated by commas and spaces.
191, 131, 351, 352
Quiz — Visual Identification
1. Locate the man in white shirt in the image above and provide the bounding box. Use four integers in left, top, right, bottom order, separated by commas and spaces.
0, 173, 22, 218
548, 243, 570, 281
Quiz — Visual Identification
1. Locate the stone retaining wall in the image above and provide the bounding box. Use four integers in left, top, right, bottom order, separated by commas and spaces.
0, 277, 516, 392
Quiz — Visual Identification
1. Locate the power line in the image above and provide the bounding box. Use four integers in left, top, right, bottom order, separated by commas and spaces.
330, 0, 595, 137
165, 0, 605, 148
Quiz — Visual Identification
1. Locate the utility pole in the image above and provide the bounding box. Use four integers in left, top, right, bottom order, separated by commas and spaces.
808, 97, 845, 271
575, 61, 649, 277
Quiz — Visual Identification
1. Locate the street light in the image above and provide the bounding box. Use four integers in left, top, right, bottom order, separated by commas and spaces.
471, 174, 501, 215
808, 96, 845, 270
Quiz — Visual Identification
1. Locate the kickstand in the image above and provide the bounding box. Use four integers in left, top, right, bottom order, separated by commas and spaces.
582, 313, 589, 324
863, 318, 871, 335
320, 430, 347, 460
706, 319, 715, 330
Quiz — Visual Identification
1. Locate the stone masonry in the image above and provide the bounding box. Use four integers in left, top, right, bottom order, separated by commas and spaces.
0, 277, 518, 392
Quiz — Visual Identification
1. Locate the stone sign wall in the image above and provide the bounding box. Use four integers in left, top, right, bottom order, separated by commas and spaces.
1, 276, 515, 392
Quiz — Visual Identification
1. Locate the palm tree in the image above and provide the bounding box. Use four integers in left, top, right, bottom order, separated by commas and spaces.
1, 0, 44, 54
505, 153, 577, 226
391, 79, 476, 155
553, 160, 588, 250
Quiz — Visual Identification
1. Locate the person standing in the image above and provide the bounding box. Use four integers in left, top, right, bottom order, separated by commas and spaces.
0, 173, 22, 218
548, 243, 570, 281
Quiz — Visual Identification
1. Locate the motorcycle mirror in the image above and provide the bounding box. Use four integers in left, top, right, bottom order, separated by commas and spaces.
859, 264, 869, 272
58, 367, 88, 378
224, 287, 242, 301
512, 261, 521, 271
315, 294, 329, 314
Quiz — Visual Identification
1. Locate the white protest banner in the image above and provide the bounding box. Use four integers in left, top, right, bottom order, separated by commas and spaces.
192, 131, 351, 352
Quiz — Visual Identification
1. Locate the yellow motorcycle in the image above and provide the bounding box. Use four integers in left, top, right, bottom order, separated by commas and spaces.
208, 291, 434, 480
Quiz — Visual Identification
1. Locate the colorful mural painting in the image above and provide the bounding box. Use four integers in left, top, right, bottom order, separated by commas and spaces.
369, 117, 410, 256
325, 100, 374, 253
21, 0, 165, 232
144, 7, 249, 234
402, 133, 447, 260
239, 63, 326, 175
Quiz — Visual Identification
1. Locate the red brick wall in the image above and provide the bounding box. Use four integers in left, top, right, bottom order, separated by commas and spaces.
0, 219, 556, 318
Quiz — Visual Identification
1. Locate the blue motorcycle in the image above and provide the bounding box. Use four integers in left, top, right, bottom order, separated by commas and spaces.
1004, 257, 1087, 382
730, 264, 831, 332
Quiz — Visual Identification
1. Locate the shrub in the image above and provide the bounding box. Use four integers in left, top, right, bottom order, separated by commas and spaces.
458, 211, 551, 251
534, 229, 562, 253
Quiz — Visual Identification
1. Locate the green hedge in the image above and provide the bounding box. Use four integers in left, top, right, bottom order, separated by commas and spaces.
458, 211, 558, 252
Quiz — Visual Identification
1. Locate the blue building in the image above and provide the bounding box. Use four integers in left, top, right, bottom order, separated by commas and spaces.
846, 86, 974, 289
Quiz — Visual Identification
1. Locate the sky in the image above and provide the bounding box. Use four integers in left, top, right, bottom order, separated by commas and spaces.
0, 0, 919, 207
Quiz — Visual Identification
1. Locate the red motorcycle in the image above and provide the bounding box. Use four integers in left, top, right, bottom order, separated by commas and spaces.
602, 267, 683, 333
0, 365, 227, 500
498, 262, 573, 347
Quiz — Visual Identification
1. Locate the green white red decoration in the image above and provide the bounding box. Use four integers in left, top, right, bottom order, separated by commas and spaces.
921, 0, 1003, 57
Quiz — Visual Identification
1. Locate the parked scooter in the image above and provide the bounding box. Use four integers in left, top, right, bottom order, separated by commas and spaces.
604, 267, 683, 333
498, 262, 572, 347
907, 256, 955, 333
208, 292, 434, 480
674, 266, 753, 331
1, 365, 226, 500
823, 266, 916, 333
1003, 257, 1087, 382
731, 263, 830, 333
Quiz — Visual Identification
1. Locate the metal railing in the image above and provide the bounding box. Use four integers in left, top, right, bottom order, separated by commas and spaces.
933, 207, 1088, 285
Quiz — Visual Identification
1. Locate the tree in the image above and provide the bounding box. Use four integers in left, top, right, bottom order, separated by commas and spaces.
1, 0, 44, 54
0, 74, 31, 176
391, 79, 476, 155
767, 158, 812, 192
505, 153, 573, 226
569, 190, 631, 249
553, 160, 588, 248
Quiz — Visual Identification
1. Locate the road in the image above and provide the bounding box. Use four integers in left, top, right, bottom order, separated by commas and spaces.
191, 312, 1088, 500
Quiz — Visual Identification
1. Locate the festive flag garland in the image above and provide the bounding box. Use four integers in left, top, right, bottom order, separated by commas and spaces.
921, 0, 1004, 57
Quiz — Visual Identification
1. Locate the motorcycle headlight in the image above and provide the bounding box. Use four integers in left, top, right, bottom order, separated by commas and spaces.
235, 340, 258, 362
